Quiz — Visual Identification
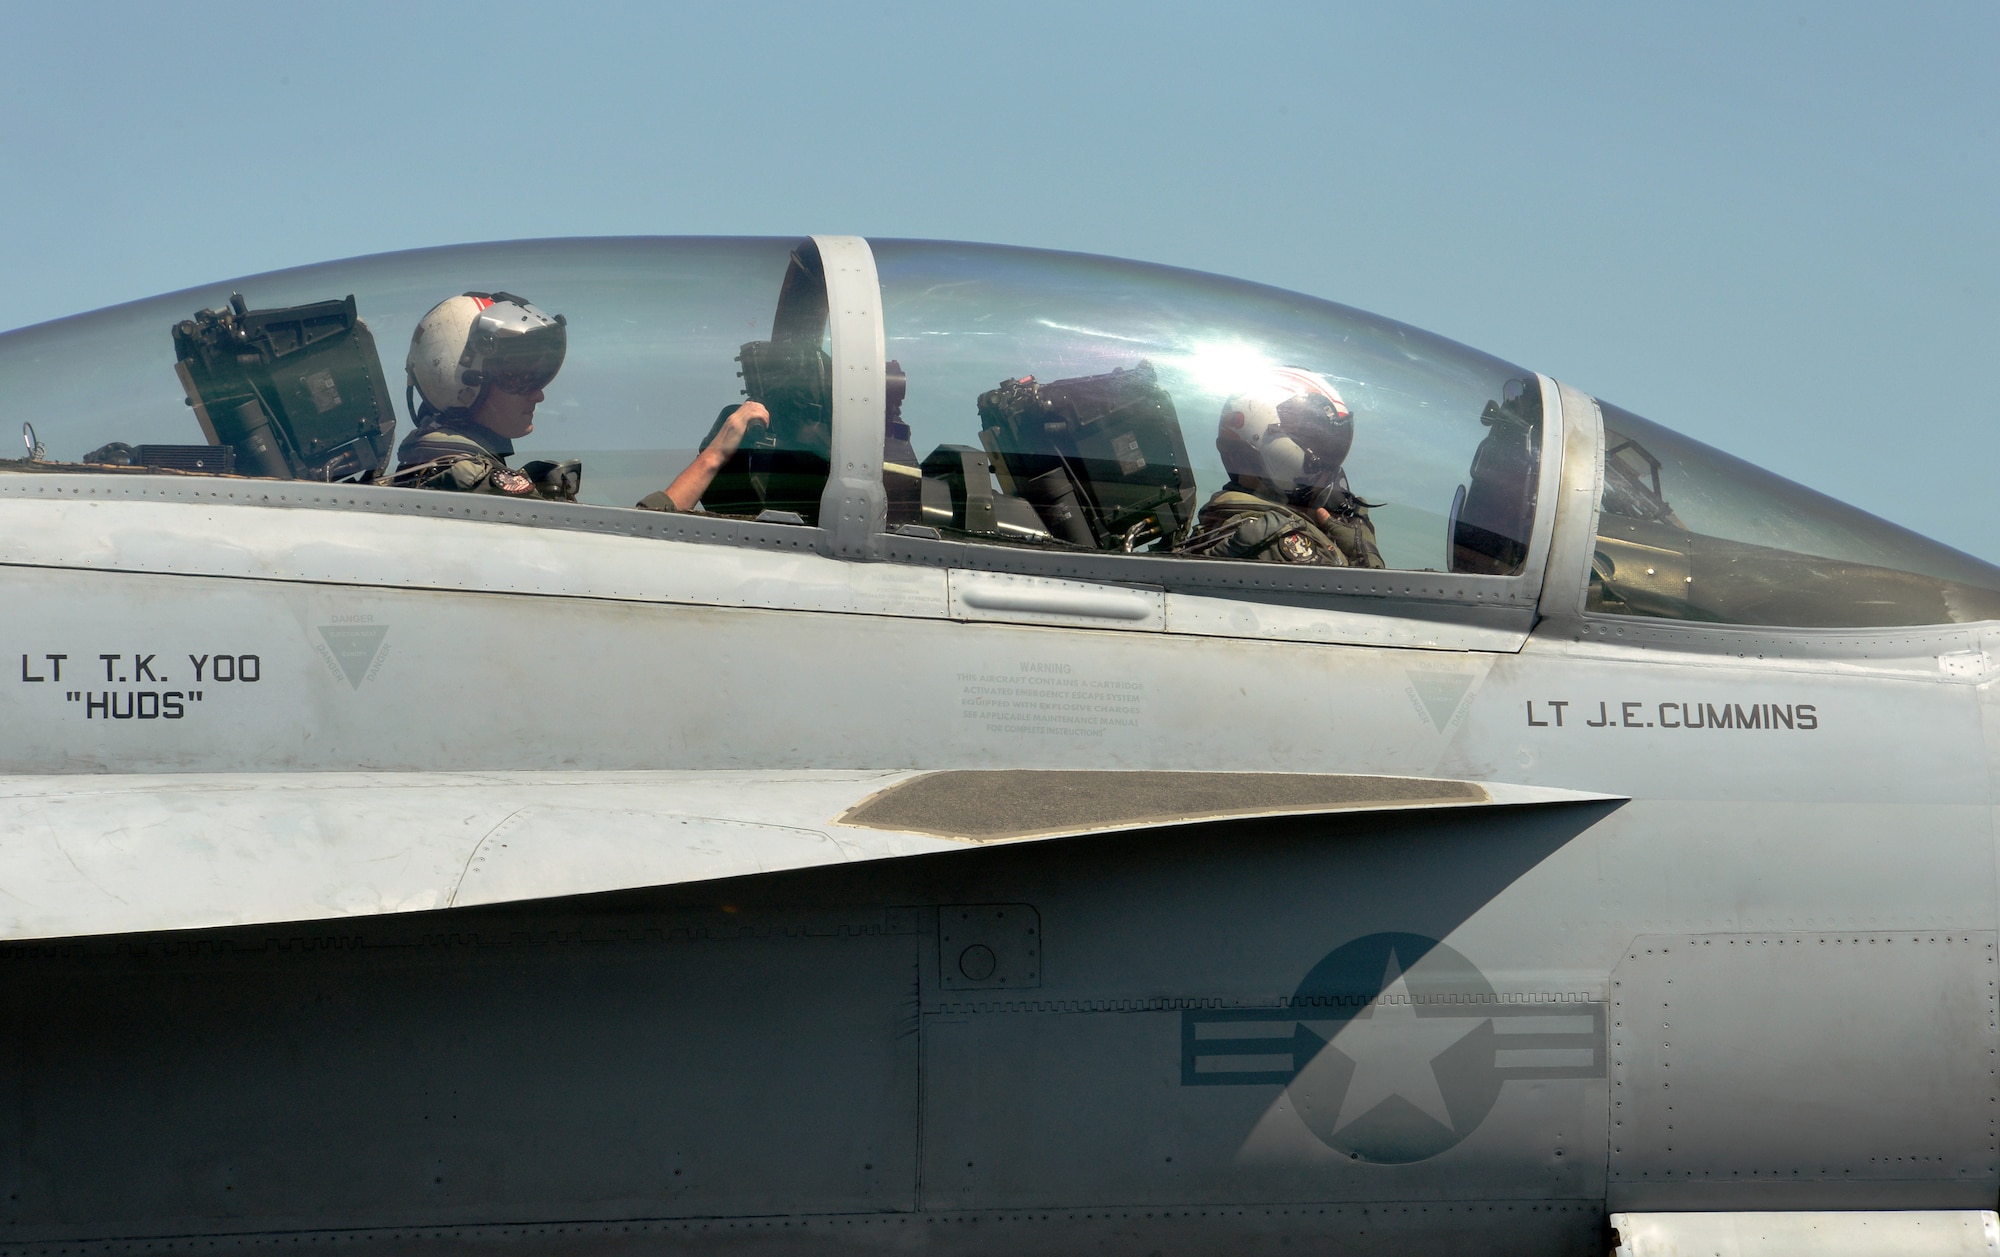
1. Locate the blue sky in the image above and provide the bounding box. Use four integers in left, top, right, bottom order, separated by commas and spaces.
1, 2, 1993, 557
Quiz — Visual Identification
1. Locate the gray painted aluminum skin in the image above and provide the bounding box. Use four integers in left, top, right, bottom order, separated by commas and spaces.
0, 236, 1995, 1257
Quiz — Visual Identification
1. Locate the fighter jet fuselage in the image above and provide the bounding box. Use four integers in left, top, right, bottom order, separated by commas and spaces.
0, 236, 1993, 1257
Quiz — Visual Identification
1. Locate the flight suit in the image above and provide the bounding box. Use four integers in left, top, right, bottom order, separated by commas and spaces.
1184, 483, 1385, 568
394, 420, 582, 502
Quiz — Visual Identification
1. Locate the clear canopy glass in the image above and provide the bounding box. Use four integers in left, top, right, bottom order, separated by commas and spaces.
1590, 401, 2000, 627
0, 237, 826, 513
869, 241, 1544, 574
7, 233, 1999, 629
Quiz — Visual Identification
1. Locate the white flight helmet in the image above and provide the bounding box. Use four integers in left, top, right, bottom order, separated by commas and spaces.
1216, 367, 1354, 503
406, 292, 567, 420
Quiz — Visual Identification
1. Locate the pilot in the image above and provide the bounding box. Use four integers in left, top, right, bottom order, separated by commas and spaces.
1180, 368, 1384, 568
397, 292, 767, 509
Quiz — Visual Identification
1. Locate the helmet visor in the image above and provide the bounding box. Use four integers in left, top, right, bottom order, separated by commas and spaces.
1275, 392, 1354, 483
477, 308, 568, 395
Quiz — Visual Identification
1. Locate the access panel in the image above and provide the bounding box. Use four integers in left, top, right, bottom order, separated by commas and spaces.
1609, 932, 1999, 1209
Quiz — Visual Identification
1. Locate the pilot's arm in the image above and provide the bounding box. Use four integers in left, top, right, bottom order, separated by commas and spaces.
1206, 508, 1350, 566
637, 401, 769, 512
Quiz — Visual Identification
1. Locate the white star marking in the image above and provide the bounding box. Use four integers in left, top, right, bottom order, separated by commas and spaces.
1301, 950, 1486, 1134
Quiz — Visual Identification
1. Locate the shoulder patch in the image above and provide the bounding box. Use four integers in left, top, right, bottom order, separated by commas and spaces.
1277, 531, 1318, 563
490, 467, 534, 496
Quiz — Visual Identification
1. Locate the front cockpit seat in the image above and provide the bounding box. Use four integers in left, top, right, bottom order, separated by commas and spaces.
914, 444, 1053, 543
1449, 376, 1542, 575
972, 360, 1196, 551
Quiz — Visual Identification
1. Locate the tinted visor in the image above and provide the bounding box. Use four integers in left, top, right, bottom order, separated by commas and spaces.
1275, 392, 1354, 480
478, 309, 568, 394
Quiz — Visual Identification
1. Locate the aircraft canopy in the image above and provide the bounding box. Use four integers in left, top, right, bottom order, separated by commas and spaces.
0, 235, 1992, 629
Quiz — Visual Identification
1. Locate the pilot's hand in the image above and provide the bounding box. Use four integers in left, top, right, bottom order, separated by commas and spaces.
712, 402, 770, 457
661, 401, 773, 513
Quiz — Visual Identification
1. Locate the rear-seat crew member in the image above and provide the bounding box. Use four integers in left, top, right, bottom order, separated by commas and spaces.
1181, 367, 1384, 567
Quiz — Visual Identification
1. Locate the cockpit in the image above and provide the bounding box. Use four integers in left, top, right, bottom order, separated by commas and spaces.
867, 240, 1542, 577
2, 234, 1995, 631
1585, 402, 2000, 627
